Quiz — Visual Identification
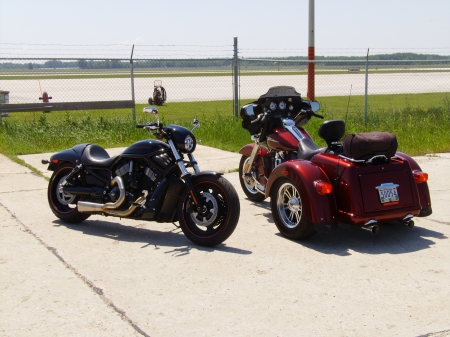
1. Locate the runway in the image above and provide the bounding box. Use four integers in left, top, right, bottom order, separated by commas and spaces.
2, 71, 449, 104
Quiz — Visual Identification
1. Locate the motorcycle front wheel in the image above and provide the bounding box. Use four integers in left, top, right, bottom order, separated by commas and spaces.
178, 175, 240, 247
270, 178, 316, 240
48, 164, 90, 224
238, 155, 266, 202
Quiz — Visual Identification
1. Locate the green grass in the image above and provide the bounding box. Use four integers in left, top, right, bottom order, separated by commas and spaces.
1, 69, 448, 80
1, 93, 449, 159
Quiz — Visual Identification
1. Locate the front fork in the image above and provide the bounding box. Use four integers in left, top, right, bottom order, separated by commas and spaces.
167, 139, 205, 213
243, 136, 262, 174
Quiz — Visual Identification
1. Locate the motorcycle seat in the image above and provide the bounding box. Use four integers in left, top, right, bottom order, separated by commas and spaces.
81, 144, 117, 167
297, 138, 325, 160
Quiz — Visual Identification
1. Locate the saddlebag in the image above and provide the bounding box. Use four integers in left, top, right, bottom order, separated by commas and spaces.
343, 132, 398, 160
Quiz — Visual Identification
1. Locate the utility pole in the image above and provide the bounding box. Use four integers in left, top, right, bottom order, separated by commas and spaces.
307, 0, 315, 100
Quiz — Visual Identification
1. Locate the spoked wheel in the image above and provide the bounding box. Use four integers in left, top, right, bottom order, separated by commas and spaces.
178, 175, 240, 247
270, 178, 316, 240
48, 164, 90, 223
238, 155, 266, 202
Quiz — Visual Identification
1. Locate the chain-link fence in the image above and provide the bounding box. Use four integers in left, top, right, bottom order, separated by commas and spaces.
1, 56, 449, 119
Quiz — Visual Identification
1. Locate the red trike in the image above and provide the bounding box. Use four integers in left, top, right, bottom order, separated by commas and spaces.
239, 86, 432, 239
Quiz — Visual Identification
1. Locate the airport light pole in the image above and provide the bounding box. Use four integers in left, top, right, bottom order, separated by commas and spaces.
307, 0, 315, 100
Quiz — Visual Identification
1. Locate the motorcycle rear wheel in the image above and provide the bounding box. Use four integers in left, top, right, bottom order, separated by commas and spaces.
178, 175, 240, 247
238, 155, 266, 202
270, 178, 316, 240
48, 164, 90, 223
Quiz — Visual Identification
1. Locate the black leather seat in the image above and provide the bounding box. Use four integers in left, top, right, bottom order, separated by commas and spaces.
297, 138, 325, 160
81, 144, 117, 167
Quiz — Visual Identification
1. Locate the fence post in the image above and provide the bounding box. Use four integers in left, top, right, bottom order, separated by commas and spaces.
364, 48, 369, 124
233, 37, 239, 118
130, 44, 136, 121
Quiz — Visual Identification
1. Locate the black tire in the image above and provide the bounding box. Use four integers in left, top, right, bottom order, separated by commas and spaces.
238, 155, 266, 202
178, 175, 240, 247
148, 98, 153, 104
48, 164, 90, 223
270, 178, 316, 240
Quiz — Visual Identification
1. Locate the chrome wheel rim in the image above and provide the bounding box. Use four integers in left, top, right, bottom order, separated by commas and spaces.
277, 182, 302, 229
56, 174, 76, 206
189, 192, 218, 227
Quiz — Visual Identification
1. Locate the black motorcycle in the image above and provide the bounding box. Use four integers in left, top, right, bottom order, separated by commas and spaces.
42, 106, 240, 247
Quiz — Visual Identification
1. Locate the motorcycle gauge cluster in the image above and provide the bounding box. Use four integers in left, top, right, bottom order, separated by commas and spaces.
269, 102, 277, 111
279, 101, 286, 110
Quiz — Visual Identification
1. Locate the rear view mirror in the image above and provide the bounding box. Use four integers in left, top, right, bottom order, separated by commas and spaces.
310, 101, 320, 112
143, 106, 158, 115
143, 106, 159, 124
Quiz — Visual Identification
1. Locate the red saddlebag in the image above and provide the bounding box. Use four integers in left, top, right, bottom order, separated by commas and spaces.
343, 132, 398, 160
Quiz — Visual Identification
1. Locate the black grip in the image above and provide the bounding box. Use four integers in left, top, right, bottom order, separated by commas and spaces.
136, 124, 147, 128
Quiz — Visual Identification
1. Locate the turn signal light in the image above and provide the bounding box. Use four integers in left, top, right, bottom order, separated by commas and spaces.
314, 181, 333, 195
51, 159, 59, 164
413, 171, 428, 183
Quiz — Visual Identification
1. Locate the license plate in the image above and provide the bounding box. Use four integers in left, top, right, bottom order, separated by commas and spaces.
376, 183, 399, 203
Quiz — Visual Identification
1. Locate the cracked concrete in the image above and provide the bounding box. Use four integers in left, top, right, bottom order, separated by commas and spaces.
1, 150, 450, 336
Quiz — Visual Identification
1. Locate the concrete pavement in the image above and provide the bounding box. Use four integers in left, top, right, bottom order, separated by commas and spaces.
1, 148, 450, 336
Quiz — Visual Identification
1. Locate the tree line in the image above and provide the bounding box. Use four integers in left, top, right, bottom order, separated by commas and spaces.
0, 53, 449, 70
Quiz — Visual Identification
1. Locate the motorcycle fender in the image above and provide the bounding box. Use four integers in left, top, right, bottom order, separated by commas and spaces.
395, 152, 432, 216
47, 146, 86, 171
194, 171, 223, 177
238, 144, 270, 158
266, 160, 337, 224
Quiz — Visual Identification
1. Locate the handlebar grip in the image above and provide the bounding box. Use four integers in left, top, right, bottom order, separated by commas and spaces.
313, 113, 324, 119
136, 124, 147, 128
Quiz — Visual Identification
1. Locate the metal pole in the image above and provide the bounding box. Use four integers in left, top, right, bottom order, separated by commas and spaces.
364, 48, 369, 124
307, 0, 315, 100
233, 37, 239, 118
130, 44, 136, 121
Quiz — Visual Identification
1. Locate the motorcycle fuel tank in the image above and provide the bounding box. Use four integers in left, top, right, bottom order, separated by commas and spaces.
266, 127, 310, 151
122, 139, 171, 156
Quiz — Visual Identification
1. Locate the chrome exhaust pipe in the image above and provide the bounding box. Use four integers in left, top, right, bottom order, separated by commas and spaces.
362, 219, 379, 235
77, 176, 126, 213
405, 220, 415, 229
109, 196, 146, 217
403, 214, 415, 229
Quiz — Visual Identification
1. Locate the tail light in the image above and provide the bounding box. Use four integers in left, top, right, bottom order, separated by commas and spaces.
413, 171, 428, 183
314, 180, 333, 195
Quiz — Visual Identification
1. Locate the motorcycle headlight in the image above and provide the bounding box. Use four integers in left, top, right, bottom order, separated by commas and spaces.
184, 135, 195, 153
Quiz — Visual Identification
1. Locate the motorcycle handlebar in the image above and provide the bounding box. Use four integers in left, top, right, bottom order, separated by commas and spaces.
136, 123, 161, 130
299, 109, 324, 119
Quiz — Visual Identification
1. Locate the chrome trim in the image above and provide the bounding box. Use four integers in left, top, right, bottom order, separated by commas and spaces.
282, 118, 306, 143
167, 139, 190, 177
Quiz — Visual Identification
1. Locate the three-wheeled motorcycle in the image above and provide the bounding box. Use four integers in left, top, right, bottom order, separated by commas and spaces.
239, 86, 432, 239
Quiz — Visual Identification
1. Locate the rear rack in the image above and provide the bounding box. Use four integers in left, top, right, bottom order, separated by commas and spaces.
338, 154, 397, 164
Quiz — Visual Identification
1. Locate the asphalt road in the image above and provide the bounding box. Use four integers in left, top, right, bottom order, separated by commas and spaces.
1, 148, 450, 336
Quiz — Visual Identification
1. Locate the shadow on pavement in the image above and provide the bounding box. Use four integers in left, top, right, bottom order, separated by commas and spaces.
277, 221, 447, 256
52, 219, 252, 256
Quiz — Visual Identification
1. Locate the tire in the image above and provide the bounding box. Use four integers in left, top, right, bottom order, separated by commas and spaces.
270, 178, 316, 240
238, 155, 266, 202
48, 164, 90, 223
178, 175, 240, 247
148, 98, 153, 104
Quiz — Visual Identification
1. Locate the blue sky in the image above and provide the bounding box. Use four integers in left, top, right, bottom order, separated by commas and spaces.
1, 0, 449, 58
